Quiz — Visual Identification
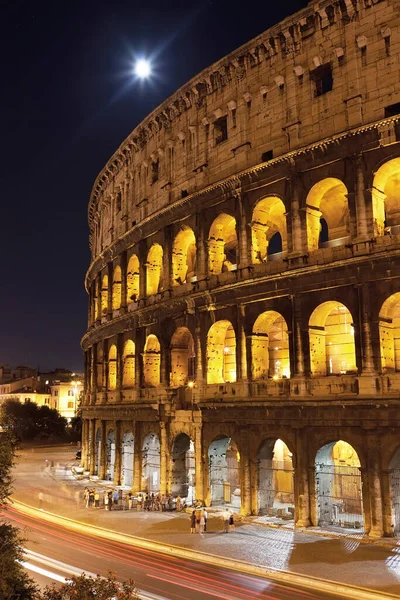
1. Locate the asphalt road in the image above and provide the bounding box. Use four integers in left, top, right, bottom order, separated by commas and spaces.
7, 508, 342, 600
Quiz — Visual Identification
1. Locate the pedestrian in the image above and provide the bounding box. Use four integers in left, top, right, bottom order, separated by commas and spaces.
89, 489, 95, 507
176, 495, 182, 512
199, 511, 205, 534
195, 509, 201, 533
190, 510, 196, 534
223, 509, 230, 533
38, 491, 44, 509
84, 487, 90, 508
94, 490, 100, 508
128, 492, 133, 510
229, 511, 235, 532
104, 493, 109, 510
203, 508, 208, 532
113, 489, 119, 506
108, 491, 113, 510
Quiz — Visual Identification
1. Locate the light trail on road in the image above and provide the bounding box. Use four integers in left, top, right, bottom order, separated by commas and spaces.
7, 507, 343, 600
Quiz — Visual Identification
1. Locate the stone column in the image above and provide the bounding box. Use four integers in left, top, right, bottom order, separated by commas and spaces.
291, 296, 306, 377
160, 339, 169, 386
159, 422, 169, 495
120, 251, 128, 311
357, 285, 375, 375
290, 174, 304, 254
107, 262, 113, 317
240, 432, 251, 516
237, 305, 247, 381
194, 423, 204, 502
162, 225, 173, 290
81, 419, 88, 470
294, 430, 311, 527
139, 243, 147, 299
237, 192, 248, 267
249, 454, 258, 515
113, 420, 122, 485
99, 420, 107, 480
354, 154, 369, 240
96, 274, 102, 323
89, 419, 96, 475
366, 434, 384, 538
381, 469, 394, 537
196, 212, 207, 279
133, 423, 142, 492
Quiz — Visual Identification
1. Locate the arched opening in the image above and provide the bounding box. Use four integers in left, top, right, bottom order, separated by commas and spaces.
379, 293, 400, 372
315, 440, 363, 530
251, 197, 287, 263
208, 214, 238, 274
121, 431, 134, 488
101, 274, 108, 315
96, 347, 104, 390
389, 448, 400, 535
171, 433, 195, 501
127, 254, 140, 303
143, 335, 161, 387
142, 433, 160, 493
106, 430, 116, 481
122, 340, 135, 387
112, 265, 122, 310
309, 302, 357, 376
372, 158, 400, 237
172, 228, 197, 285
306, 179, 350, 251
170, 327, 195, 387
257, 439, 294, 522
95, 428, 101, 476
108, 344, 117, 390
252, 311, 290, 380
207, 320, 236, 384
208, 436, 241, 509
146, 244, 163, 296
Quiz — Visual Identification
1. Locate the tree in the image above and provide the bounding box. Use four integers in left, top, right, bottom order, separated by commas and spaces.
0, 432, 38, 600
0, 399, 67, 441
39, 571, 139, 600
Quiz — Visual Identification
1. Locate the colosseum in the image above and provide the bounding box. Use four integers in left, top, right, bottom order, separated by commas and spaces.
81, 0, 400, 537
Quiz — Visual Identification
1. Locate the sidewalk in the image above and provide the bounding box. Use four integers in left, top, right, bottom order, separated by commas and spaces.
11, 445, 400, 596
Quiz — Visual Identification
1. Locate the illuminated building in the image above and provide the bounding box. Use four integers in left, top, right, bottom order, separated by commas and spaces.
81, 0, 400, 537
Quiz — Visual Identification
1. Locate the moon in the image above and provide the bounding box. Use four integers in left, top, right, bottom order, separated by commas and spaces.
134, 58, 151, 79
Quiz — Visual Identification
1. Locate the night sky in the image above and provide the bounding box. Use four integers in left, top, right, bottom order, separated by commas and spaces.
1, 0, 306, 372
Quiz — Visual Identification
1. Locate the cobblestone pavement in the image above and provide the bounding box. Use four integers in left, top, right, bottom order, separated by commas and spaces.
9, 445, 400, 596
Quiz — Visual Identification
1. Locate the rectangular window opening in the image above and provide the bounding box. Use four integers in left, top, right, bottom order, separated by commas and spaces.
311, 63, 333, 97
261, 150, 273, 163
385, 103, 400, 118
214, 116, 228, 145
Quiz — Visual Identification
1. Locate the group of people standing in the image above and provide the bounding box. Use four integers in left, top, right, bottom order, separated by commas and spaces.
190, 508, 208, 533
83, 487, 120, 510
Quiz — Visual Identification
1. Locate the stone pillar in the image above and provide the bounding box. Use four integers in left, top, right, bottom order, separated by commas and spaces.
237, 192, 248, 267
89, 419, 96, 475
81, 419, 88, 470
133, 423, 142, 492
193, 423, 204, 502
195, 319, 204, 385
116, 334, 124, 402
159, 422, 169, 495
162, 226, 173, 290
354, 154, 369, 240
135, 329, 145, 388
99, 420, 107, 480
290, 174, 304, 254
113, 421, 122, 485
160, 340, 169, 386
358, 285, 375, 375
240, 432, 251, 516
249, 454, 258, 515
294, 430, 311, 527
196, 212, 207, 279
96, 274, 102, 323
107, 262, 113, 317
366, 434, 384, 538
237, 305, 247, 381
381, 469, 394, 537
291, 296, 306, 377
120, 251, 128, 310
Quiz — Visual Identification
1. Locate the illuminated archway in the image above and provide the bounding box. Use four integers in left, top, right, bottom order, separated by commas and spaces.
208, 214, 238, 275
315, 440, 363, 530
172, 228, 197, 285
127, 254, 140, 303
389, 448, 400, 535
170, 327, 195, 387
121, 431, 134, 487
171, 433, 195, 501
142, 433, 160, 493
108, 344, 117, 390
257, 439, 294, 520
96, 346, 104, 390
112, 266, 122, 310
379, 294, 400, 372
106, 429, 116, 481
252, 311, 290, 379
146, 244, 163, 296
251, 197, 287, 263
306, 179, 350, 251
309, 302, 356, 376
101, 274, 108, 315
143, 335, 161, 387
208, 436, 241, 508
372, 158, 400, 236
122, 340, 135, 387
207, 320, 236, 384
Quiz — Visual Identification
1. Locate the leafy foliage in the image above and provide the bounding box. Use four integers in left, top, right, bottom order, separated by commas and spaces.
0, 399, 67, 441
39, 571, 139, 600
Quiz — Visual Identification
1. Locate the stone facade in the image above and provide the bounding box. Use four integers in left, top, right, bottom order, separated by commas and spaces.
82, 0, 400, 537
